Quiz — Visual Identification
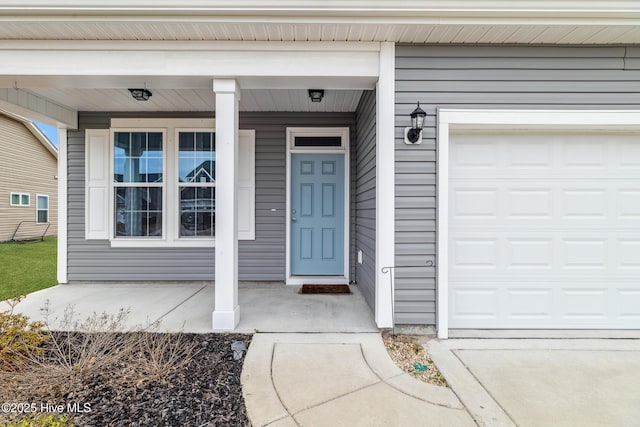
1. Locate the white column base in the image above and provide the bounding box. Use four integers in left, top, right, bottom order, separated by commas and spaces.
212, 306, 240, 330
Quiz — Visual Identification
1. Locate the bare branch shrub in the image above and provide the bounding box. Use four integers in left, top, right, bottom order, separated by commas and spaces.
2, 301, 198, 404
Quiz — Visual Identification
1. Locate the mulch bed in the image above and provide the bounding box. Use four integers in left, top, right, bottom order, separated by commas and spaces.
382, 333, 447, 387
1, 332, 252, 427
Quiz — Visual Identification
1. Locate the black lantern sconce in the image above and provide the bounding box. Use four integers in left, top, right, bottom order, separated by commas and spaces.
308, 89, 324, 103
128, 88, 153, 101
404, 101, 426, 144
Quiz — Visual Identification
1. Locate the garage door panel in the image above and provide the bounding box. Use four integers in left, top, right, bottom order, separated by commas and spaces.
618, 290, 640, 319
508, 140, 552, 168
452, 231, 640, 276
449, 132, 640, 329
450, 282, 640, 328
562, 140, 607, 168
618, 189, 640, 219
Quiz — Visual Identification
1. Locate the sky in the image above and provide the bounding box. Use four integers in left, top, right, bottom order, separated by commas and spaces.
34, 120, 59, 147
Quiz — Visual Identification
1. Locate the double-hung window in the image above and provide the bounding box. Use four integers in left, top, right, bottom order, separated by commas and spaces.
113, 131, 164, 238
36, 195, 49, 223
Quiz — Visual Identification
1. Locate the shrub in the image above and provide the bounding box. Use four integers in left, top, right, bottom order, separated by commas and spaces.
7, 414, 74, 427
0, 297, 48, 371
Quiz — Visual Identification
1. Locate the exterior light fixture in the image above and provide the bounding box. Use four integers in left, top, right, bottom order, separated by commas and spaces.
404, 101, 426, 144
231, 341, 247, 361
308, 89, 324, 103
128, 88, 152, 101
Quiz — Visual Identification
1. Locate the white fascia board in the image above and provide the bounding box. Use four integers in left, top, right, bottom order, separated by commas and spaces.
2, 1, 640, 19
0, 44, 379, 79
0, 88, 77, 129
0, 40, 381, 52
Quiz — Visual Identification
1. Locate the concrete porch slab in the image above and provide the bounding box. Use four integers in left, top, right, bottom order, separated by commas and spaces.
4, 282, 378, 333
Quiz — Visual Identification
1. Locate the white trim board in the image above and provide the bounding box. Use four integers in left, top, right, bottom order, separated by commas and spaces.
285, 127, 350, 285
0, 44, 379, 80
436, 108, 640, 339
374, 41, 395, 329
57, 128, 68, 283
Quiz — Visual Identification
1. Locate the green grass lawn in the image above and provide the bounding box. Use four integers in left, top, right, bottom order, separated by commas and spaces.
0, 237, 57, 301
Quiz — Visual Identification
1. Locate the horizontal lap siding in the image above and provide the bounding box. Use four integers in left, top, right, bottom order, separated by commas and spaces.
355, 90, 376, 312
0, 116, 58, 242
394, 45, 640, 325
68, 111, 355, 281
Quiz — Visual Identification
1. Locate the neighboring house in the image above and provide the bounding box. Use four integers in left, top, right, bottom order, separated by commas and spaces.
1, 1, 639, 338
0, 112, 57, 241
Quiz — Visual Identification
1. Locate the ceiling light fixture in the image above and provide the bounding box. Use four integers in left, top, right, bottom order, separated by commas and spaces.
128, 88, 152, 101
308, 89, 324, 103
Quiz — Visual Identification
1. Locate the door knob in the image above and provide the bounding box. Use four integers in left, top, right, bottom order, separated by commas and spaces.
291, 217, 297, 222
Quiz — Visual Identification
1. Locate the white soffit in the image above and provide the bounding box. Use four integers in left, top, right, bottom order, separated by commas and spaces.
0, 22, 639, 44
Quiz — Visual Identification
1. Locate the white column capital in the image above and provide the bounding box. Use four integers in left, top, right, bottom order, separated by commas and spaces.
213, 79, 241, 99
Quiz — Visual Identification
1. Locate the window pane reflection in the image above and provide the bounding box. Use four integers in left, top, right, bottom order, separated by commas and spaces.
115, 187, 163, 237
178, 132, 216, 183
114, 132, 163, 183
180, 187, 215, 237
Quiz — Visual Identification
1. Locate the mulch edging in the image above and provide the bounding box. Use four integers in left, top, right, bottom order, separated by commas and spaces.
2, 333, 252, 427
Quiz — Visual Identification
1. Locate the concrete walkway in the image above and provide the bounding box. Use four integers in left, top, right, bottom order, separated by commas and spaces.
241, 333, 474, 427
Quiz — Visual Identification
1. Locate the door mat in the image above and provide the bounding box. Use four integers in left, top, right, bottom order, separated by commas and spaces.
299, 284, 352, 294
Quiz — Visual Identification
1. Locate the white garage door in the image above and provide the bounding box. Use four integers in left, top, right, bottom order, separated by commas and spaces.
449, 132, 640, 329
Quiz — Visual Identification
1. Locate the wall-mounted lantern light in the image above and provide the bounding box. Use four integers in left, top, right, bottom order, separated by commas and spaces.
308, 89, 325, 103
404, 101, 426, 144
128, 88, 153, 101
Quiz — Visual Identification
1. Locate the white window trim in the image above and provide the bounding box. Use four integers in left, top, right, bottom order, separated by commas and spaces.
285, 127, 350, 285
35, 194, 49, 224
10, 192, 30, 206
436, 108, 640, 339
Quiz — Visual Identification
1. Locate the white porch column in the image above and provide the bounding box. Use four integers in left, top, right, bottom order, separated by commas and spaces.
375, 42, 395, 328
212, 79, 241, 330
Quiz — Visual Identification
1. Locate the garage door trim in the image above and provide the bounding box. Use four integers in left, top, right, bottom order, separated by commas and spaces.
436, 109, 640, 339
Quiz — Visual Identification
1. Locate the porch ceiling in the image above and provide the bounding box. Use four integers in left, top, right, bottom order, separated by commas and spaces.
22, 87, 365, 112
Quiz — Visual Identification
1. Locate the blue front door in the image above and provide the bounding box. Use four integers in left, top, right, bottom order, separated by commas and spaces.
291, 153, 345, 275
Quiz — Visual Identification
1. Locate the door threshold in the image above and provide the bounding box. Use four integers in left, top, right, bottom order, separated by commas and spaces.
286, 276, 349, 285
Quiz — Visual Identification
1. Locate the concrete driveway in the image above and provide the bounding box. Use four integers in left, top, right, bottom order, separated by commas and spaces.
427, 339, 640, 427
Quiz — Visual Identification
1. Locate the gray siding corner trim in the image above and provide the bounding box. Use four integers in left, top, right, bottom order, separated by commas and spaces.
394, 44, 640, 326
354, 90, 377, 313
68, 111, 356, 281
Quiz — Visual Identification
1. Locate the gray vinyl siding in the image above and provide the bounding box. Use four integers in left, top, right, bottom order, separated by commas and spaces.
68, 111, 355, 281
394, 45, 640, 325
354, 90, 376, 312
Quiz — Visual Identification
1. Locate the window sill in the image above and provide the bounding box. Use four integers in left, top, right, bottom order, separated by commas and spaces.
110, 239, 215, 248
